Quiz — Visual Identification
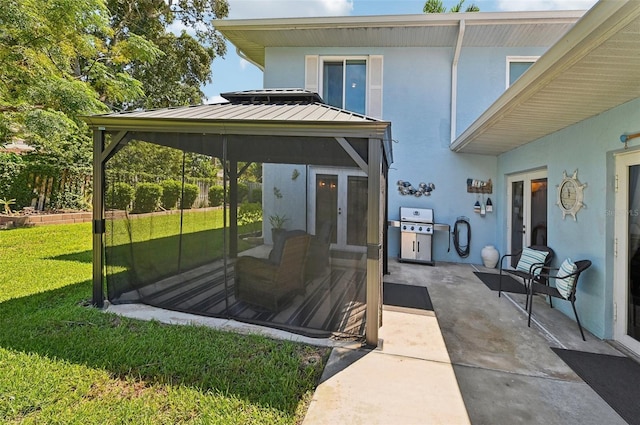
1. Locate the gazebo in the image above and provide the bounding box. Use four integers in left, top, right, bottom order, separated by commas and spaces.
84, 90, 392, 346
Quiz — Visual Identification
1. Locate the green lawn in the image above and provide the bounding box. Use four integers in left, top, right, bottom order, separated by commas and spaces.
0, 220, 329, 424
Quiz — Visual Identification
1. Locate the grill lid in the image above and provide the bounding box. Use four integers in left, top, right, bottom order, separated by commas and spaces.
400, 207, 433, 224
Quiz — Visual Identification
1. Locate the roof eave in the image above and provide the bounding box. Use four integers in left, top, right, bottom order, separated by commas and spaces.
213, 10, 584, 31
451, 0, 640, 155
82, 116, 391, 139
214, 10, 585, 67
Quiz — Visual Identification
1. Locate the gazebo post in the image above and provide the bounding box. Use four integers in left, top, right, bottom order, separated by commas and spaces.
92, 129, 105, 308
366, 138, 383, 347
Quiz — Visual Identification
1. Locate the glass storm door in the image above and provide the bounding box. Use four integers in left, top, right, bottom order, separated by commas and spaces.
507, 170, 548, 267
614, 152, 640, 355
310, 167, 367, 251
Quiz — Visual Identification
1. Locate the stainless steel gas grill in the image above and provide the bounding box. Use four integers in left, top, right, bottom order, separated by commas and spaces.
399, 207, 434, 265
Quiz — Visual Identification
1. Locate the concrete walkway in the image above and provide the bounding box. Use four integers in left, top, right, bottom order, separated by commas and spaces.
303, 261, 632, 425
303, 306, 471, 424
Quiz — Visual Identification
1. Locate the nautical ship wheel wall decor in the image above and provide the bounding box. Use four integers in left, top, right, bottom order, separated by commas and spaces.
556, 170, 587, 221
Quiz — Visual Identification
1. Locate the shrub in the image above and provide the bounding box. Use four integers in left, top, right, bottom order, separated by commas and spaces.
160, 180, 181, 210
107, 182, 134, 210
237, 182, 249, 203
250, 188, 262, 204
238, 202, 263, 226
208, 185, 225, 207
132, 183, 163, 213
0, 153, 24, 199
180, 183, 199, 209
238, 202, 263, 235
50, 191, 89, 211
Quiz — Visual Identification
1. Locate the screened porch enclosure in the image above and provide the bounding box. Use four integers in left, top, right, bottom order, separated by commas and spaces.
87, 90, 392, 343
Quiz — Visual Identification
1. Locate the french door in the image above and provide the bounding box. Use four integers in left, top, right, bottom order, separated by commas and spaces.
614, 151, 640, 355
308, 167, 367, 251
507, 170, 548, 266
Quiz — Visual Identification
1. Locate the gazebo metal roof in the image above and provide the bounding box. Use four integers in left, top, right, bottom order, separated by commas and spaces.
83, 90, 392, 153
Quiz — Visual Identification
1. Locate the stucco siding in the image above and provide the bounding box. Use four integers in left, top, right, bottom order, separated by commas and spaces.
456, 47, 548, 136
264, 46, 521, 264
497, 97, 640, 338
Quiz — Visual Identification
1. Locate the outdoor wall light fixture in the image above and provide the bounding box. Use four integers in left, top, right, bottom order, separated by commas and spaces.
620, 131, 640, 149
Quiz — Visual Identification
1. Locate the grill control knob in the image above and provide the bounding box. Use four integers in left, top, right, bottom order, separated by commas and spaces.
418, 226, 423, 232
402, 225, 406, 230
410, 226, 415, 231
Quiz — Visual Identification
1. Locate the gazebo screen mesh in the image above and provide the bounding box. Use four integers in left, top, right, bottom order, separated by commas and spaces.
103, 139, 369, 339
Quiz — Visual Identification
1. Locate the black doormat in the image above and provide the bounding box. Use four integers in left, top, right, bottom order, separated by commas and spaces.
473, 271, 527, 294
383, 282, 433, 311
551, 348, 640, 425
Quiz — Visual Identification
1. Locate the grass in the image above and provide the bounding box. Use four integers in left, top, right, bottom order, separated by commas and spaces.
104, 209, 259, 287
0, 219, 330, 424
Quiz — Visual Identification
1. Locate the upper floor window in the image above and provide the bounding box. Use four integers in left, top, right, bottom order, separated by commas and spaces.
305, 55, 383, 118
507, 56, 539, 88
322, 58, 367, 114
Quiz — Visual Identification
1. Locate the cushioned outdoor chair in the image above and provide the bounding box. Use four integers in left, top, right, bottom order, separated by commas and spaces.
527, 259, 592, 341
234, 231, 310, 312
499, 245, 555, 306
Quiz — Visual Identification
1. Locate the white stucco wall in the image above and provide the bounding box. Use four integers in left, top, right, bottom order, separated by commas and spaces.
262, 163, 308, 245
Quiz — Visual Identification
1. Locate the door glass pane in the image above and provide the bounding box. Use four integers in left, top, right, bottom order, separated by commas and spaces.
511, 181, 524, 267
316, 174, 338, 244
323, 62, 343, 109
628, 165, 640, 341
347, 176, 367, 246
530, 178, 548, 246
345, 60, 366, 114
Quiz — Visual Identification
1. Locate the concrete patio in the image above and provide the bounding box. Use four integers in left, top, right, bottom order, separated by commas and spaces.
303, 261, 636, 425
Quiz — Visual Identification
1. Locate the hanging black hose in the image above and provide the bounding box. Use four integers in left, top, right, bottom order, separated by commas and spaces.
452, 216, 471, 258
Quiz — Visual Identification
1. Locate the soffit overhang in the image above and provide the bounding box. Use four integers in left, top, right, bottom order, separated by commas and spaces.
452, 1, 640, 155
214, 11, 584, 67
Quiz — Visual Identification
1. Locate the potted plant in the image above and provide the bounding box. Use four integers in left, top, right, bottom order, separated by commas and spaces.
269, 213, 289, 242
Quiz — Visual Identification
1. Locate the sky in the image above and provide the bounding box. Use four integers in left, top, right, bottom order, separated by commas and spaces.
203, 0, 598, 101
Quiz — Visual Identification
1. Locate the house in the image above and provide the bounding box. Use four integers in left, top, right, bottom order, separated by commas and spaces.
211, 0, 640, 355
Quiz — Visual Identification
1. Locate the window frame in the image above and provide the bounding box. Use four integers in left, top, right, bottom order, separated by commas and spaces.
506, 56, 539, 88
318, 56, 369, 114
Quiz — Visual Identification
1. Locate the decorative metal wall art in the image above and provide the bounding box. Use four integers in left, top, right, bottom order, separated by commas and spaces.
397, 180, 435, 197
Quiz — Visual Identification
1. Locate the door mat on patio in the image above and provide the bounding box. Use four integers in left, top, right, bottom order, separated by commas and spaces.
551, 348, 640, 425
473, 272, 527, 294
383, 282, 433, 311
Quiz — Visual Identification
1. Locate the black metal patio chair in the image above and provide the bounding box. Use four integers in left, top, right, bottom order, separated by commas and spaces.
527, 259, 592, 341
499, 245, 554, 307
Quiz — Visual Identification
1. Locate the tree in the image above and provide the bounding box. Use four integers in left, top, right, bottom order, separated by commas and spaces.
106, 0, 229, 110
423, 0, 479, 13
103, 0, 229, 181
1, 0, 229, 179
0, 0, 161, 166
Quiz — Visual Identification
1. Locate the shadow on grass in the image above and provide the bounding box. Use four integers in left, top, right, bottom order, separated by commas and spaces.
0, 280, 328, 415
